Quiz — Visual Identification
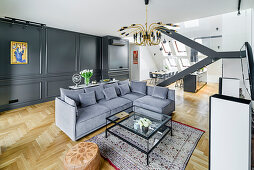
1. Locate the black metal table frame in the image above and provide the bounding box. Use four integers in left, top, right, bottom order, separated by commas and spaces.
105, 106, 172, 165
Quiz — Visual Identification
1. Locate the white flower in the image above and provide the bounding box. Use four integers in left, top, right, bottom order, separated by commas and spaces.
138, 118, 152, 127
143, 121, 149, 127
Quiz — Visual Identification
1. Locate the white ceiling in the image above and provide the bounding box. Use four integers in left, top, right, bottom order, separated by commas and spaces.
0, 0, 253, 37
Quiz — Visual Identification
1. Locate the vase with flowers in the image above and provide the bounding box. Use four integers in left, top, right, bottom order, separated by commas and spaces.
138, 118, 152, 134
80, 69, 93, 85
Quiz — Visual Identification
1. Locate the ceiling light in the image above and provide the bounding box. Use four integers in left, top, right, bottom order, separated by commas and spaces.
118, 0, 179, 46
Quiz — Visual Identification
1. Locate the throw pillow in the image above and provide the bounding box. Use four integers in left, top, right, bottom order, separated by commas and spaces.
119, 83, 131, 95
147, 86, 154, 96
104, 82, 121, 96
79, 91, 97, 107
130, 81, 147, 95
152, 86, 168, 99
64, 96, 77, 107
103, 86, 117, 100
60, 88, 84, 105
118, 79, 130, 85
85, 85, 104, 100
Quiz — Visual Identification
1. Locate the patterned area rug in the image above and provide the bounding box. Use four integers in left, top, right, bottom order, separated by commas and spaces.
87, 121, 205, 170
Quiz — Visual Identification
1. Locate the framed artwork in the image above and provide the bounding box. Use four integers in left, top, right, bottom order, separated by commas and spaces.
133, 50, 138, 64
11, 41, 28, 64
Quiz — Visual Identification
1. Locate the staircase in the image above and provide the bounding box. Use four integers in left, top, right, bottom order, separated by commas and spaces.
157, 57, 219, 86
155, 26, 243, 87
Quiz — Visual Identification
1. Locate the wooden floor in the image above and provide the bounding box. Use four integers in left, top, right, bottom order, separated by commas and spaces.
0, 83, 218, 170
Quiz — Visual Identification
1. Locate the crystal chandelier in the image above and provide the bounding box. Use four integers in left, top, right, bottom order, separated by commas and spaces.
118, 0, 179, 46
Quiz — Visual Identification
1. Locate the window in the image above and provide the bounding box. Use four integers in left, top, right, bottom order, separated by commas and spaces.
168, 58, 177, 67
174, 41, 186, 53
173, 41, 187, 56
165, 58, 171, 69
180, 58, 190, 67
159, 41, 172, 56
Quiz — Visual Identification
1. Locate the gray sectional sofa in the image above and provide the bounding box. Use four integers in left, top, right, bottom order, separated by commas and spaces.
55, 80, 175, 141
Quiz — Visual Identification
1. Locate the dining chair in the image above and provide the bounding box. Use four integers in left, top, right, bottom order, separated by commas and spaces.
175, 71, 183, 88
149, 72, 157, 85
164, 73, 169, 79
156, 73, 166, 84
168, 72, 172, 77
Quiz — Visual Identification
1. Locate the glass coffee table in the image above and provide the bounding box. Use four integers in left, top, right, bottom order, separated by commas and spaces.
105, 106, 172, 165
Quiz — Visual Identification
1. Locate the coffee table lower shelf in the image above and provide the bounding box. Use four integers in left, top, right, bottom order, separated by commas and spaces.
105, 124, 172, 165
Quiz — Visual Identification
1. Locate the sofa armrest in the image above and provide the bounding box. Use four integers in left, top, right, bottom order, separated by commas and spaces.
55, 97, 77, 141
167, 89, 175, 101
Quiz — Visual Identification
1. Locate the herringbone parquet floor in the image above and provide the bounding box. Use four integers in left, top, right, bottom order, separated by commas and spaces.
0, 83, 218, 170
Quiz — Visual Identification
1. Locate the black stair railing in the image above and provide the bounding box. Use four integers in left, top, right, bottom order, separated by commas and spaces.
155, 26, 245, 87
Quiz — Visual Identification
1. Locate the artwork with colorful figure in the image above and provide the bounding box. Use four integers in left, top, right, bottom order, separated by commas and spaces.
11, 41, 28, 64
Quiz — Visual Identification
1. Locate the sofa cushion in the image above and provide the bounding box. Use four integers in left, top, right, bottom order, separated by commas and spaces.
119, 83, 131, 95
120, 92, 145, 102
79, 91, 97, 107
152, 86, 168, 99
65, 96, 77, 107
60, 88, 84, 105
77, 104, 110, 123
118, 79, 129, 85
76, 104, 110, 137
133, 96, 174, 115
147, 86, 154, 96
98, 97, 132, 115
85, 85, 104, 100
104, 82, 121, 96
103, 86, 117, 100
168, 89, 175, 101
130, 81, 146, 95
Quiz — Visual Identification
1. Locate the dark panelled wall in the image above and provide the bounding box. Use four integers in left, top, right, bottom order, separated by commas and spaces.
0, 21, 104, 112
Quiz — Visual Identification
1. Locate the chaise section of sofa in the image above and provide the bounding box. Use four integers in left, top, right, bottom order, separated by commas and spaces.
133, 86, 175, 116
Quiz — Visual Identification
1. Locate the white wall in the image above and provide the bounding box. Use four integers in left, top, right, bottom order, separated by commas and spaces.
129, 45, 158, 81
129, 44, 140, 81
207, 59, 222, 83
221, 9, 253, 98
222, 9, 252, 78
139, 47, 158, 81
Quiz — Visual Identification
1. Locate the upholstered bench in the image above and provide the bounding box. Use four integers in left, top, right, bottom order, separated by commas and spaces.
64, 142, 101, 170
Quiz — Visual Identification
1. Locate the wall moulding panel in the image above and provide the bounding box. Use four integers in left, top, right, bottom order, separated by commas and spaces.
46, 28, 78, 74
0, 21, 43, 79
0, 81, 42, 106
0, 20, 128, 112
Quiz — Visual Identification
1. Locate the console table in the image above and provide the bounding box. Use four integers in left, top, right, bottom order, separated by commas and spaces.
69, 80, 119, 90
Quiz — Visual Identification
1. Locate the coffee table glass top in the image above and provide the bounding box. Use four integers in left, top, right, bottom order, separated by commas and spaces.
106, 110, 171, 139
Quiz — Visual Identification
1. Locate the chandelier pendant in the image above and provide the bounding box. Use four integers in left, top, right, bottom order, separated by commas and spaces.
118, 0, 179, 46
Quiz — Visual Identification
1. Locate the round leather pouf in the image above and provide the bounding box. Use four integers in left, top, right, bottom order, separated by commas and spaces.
64, 142, 101, 170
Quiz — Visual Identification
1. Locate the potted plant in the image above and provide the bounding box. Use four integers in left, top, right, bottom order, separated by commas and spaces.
80, 69, 93, 85
138, 118, 152, 134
